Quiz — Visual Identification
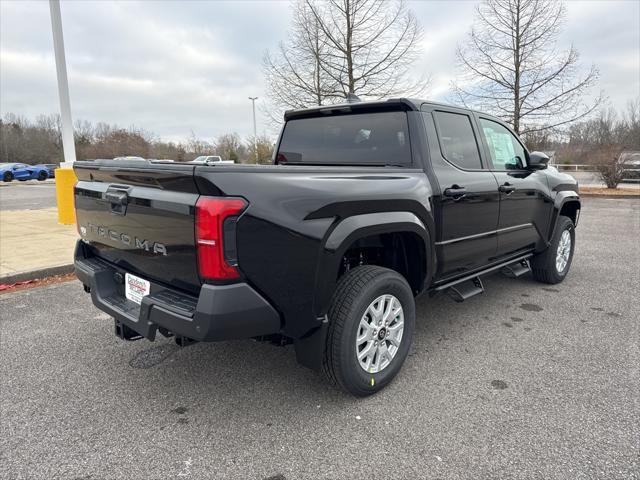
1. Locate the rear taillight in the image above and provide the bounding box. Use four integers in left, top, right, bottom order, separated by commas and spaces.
195, 196, 247, 281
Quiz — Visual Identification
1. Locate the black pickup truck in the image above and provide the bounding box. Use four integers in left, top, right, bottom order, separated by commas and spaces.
73, 99, 580, 396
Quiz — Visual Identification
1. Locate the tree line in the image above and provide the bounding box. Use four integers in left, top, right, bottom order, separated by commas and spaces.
0, 0, 635, 171
0, 113, 274, 165
558, 100, 640, 187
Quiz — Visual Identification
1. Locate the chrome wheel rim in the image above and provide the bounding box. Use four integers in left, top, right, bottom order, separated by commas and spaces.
356, 294, 404, 374
556, 229, 571, 273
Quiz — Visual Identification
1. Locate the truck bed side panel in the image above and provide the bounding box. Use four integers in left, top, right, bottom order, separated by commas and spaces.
194, 165, 433, 338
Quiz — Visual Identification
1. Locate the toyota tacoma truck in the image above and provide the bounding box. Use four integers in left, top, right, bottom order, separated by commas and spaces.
73, 99, 580, 396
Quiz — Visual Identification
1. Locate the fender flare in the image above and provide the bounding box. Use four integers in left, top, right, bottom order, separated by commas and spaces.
314, 211, 433, 317
295, 211, 433, 371
324, 212, 428, 252
554, 190, 580, 211
549, 192, 581, 241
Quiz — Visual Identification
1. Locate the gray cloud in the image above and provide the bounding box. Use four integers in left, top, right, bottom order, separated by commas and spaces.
1, 0, 638, 142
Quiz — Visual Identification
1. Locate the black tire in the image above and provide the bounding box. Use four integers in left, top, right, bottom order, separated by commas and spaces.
3, 172, 12, 182
322, 265, 415, 396
531, 215, 575, 284
37, 170, 48, 181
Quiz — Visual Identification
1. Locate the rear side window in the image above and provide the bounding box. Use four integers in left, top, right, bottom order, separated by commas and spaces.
434, 111, 482, 170
277, 111, 411, 166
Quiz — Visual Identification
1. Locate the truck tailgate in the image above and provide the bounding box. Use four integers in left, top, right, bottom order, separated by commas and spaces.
74, 161, 201, 293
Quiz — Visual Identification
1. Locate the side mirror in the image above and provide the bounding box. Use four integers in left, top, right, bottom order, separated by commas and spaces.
528, 151, 549, 170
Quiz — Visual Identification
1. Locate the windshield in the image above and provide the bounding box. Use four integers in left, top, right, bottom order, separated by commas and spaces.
277, 111, 411, 166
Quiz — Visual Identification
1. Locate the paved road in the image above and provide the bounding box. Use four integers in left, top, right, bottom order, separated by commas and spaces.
1, 198, 638, 480
0, 180, 57, 210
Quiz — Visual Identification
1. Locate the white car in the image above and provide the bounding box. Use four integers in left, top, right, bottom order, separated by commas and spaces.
191, 156, 234, 164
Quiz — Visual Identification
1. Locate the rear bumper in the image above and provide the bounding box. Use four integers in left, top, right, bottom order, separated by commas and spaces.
74, 241, 281, 342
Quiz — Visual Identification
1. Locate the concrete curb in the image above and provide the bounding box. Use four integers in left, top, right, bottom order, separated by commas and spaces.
0, 179, 56, 187
580, 193, 640, 199
0, 264, 75, 285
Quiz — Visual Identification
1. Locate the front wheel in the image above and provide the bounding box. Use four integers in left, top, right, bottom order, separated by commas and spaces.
3, 172, 13, 182
532, 215, 575, 284
322, 265, 415, 396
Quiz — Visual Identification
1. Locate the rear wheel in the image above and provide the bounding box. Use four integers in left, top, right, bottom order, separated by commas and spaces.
3, 172, 12, 182
37, 170, 48, 181
532, 215, 575, 284
322, 265, 415, 396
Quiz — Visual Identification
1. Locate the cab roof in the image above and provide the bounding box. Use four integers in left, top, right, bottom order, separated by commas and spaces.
283, 98, 505, 125
284, 98, 420, 120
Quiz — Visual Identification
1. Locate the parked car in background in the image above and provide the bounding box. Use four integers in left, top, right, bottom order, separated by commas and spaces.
0, 163, 52, 182
191, 155, 234, 164
40, 164, 58, 178
113, 156, 147, 162
620, 152, 640, 181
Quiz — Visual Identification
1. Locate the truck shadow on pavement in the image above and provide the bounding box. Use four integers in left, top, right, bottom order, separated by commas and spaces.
118, 271, 556, 415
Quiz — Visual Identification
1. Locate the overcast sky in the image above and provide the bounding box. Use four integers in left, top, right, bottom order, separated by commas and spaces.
1, 0, 638, 142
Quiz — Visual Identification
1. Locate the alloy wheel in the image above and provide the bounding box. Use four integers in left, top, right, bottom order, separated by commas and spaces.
355, 294, 404, 373
556, 229, 571, 273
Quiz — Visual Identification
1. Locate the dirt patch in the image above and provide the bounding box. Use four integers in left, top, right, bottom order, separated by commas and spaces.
0, 273, 77, 294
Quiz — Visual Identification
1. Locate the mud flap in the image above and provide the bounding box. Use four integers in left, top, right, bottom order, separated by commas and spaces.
294, 316, 329, 370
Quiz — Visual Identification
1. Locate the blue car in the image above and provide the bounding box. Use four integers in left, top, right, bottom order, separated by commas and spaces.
0, 163, 53, 182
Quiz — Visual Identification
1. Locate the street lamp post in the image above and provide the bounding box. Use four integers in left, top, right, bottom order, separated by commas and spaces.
248, 97, 258, 162
49, 0, 76, 167
49, 0, 77, 225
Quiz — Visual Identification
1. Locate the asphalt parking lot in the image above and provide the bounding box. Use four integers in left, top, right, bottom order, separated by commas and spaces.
0, 180, 57, 210
1, 197, 638, 480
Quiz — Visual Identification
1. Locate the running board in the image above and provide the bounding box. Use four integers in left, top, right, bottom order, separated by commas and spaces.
433, 253, 533, 296
501, 259, 531, 278
446, 277, 484, 303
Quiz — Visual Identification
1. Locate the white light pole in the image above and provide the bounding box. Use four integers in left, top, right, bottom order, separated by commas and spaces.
49, 0, 76, 167
248, 96, 258, 162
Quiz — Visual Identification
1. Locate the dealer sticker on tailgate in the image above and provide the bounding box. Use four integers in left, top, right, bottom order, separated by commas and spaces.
125, 273, 150, 304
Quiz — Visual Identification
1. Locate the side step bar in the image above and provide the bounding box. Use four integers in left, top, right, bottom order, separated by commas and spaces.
447, 277, 484, 303
434, 254, 533, 302
501, 259, 531, 278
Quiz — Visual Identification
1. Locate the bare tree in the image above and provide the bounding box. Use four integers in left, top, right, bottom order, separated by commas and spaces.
263, 1, 338, 115
453, 0, 602, 135
263, 0, 427, 115
215, 133, 245, 162
186, 130, 213, 157
245, 135, 275, 164
594, 146, 626, 189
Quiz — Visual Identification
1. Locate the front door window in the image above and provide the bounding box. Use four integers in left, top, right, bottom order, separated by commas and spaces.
479, 119, 527, 170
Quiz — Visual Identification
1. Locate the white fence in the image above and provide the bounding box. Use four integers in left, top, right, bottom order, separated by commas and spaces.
551, 164, 598, 172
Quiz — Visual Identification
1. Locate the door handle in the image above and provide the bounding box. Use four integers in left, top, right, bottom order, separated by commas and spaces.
444, 185, 467, 199
499, 183, 516, 194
